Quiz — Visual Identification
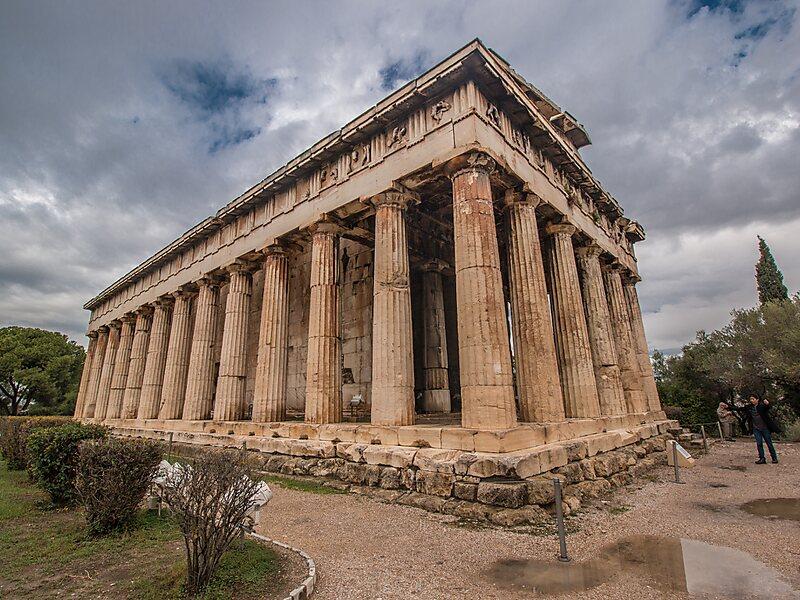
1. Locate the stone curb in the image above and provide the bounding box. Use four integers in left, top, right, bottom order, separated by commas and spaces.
249, 532, 316, 600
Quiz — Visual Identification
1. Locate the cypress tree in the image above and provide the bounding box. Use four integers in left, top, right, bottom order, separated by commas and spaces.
755, 236, 789, 304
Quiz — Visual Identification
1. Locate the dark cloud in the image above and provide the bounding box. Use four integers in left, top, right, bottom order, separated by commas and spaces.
0, 0, 798, 351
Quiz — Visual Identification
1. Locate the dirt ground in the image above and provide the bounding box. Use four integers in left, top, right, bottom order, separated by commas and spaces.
257, 440, 800, 599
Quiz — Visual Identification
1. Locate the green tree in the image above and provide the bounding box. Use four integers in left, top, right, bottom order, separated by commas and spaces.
0, 327, 85, 416
755, 236, 788, 304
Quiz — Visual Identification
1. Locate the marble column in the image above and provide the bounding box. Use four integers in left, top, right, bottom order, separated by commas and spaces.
448, 152, 517, 430
420, 259, 450, 413
369, 190, 417, 426
183, 277, 221, 420
253, 246, 290, 423
106, 315, 135, 419
158, 290, 195, 420
504, 190, 565, 422
138, 299, 173, 419
82, 327, 108, 418
603, 265, 647, 413
544, 223, 601, 418
304, 220, 342, 424
121, 307, 152, 419
623, 277, 661, 411
93, 321, 120, 421
74, 332, 98, 418
575, 244, 627, 416
214, 264, 253, 421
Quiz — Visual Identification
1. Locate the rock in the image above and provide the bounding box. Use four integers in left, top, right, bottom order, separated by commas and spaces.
452, 500, 497, 521
490, 505, 550, 527
526, 476, 556, 505
364, 464, 383, 487
561, 440, 588, 462
398, 492, 448, 513
578, 458, 596, 480
453, 481, 478, 501
477, 480, 527, 508
379, 467, 401, 489
555, 462, 584, 484
415, 470, 454, 497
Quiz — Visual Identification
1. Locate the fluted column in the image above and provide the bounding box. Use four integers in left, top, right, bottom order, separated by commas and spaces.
305, 220, 342, 424
138, 299, 173, 419
622, 277, 661, 411
158, 290, 195, 420
214, 264, 253, 421
544, 223, 601, 418
253, 246, 290, 423
74, 332, 98, 418
420, 259, 450, 413
106, 316, 135, 419
93, 321, 120, 421
603, 265, 647, 413
504, 190, 565, 422
575, 245, 627, 416
447, 153, 516, 429
369, 190, 416, 426
82, 327, 108, 418
121, 307, 152, 419
183, 278, 221, 420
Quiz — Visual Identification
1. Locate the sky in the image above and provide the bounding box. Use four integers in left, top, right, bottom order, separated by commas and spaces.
1, 0, 798, 354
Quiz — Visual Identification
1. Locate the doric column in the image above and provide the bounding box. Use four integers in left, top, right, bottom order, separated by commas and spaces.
158, 290, 195, 420
252, 246, 290, 423
622, 276, 661, 411
138, 298, 173, 419
93, 321, 120, 421
603, 265, 647, 413
183, 277, 221, 420
82, 327, 108, 418
106, 315, 135, 419
121, 307, 152, 419
420, 259, 450, 413
369, 189, 416, 426
304, 220, 342, 424
447, 152, 517, 430
575, 245, 627, 416
74, 332, 98, 418
504, 190, 565, 422
544, 223, 601, 418
213, 263, 253, 421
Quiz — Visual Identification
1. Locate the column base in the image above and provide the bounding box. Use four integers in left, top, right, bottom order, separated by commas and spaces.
420, 389, 451, 414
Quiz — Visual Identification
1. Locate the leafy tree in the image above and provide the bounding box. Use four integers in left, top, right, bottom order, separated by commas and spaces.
755, 236, 788, 304
0, 327, 85, 416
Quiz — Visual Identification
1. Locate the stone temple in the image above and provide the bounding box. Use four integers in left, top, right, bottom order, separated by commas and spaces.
75, 40, 677, 514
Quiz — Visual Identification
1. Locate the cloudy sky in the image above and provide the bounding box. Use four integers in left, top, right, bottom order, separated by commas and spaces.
1, 0, 798, 353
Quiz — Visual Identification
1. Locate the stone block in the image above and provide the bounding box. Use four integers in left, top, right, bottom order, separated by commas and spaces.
454, 453, 478, 475
584, 432, 622, 456
473, 426, 544, 453
452, 500, 496, 521
477, 480, 527, 508
543, 421, 571, 444
525, 476, 556, 505
570, 478, 611, 500
354, 425, 400, 446
466, 454, 512, 479
609, 472, 633, 488
363, 445, 417, 468
578, 458, 596, 480
536, 444, 569, 473
379, 467, 401, 489
413, 448, 462, 473
364, 464, 383, 487
490, 505, 550, 527
397, 426, 443, 449
453, 481, 478, 501
397, 492, 448, 513
592, 451, 627, 477
401, 467, 416, 490
561, 439, 588, 462
566, 419, 602, 439
415, 470, 455, 497
555, 462, 584, 485
341, 462, 368, 485
441, 427, 477, 451
318, 424, 358, 442
500, 450, 541, 479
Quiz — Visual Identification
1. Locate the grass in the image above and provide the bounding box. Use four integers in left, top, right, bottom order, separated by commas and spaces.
0, 462, 287, 599
261, 473, 346, 495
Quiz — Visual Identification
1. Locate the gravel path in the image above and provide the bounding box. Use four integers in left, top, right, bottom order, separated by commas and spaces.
257, 441, 800, 599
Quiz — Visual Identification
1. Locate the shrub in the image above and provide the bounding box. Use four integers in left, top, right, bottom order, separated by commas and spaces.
0, 416, 72, 470
662, 405, 684, 422
75, 437, 163, 535
782, 419, 800, 442
162, 449, 263, 596
27, 422, 107, 505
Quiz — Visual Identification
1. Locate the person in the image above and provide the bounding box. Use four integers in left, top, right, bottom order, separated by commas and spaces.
747, 396, 779, 464
716, 402, 737, 440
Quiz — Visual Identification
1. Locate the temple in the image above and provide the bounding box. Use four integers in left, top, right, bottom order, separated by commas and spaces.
75, 40, 675, 512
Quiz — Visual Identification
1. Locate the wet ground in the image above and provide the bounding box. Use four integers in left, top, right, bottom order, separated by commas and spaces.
258, 440, 800, 599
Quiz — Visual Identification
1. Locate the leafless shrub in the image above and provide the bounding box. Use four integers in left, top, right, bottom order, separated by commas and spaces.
161, 449, 262, 596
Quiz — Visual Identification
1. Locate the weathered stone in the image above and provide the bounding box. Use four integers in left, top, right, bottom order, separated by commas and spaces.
363, 445, 417, 468
379, 467, 401, 490
477, 480, 527, 508
554, 462, 584, 485
452, 500, 497, 521
453, 481, 478, 501
413, 448, 461, 473
578, 458, 597, 480
415, 470, 454, 497
525, 476, 556, 505
490, 505, 550, 527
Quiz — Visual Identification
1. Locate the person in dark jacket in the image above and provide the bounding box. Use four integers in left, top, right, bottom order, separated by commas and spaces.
747, 396, 779, 464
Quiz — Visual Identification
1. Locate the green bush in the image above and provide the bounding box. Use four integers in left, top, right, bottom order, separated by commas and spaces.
76, 437, 163, 535
782, 420, 800, 442
0, 416, 72, 470
27, 422, 107, 505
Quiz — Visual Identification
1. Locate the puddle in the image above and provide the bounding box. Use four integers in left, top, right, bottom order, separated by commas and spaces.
485, 535, 797, 597
741, 498, 800, 522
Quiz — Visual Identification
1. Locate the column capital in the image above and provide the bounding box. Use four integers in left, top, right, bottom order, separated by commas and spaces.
154, 295, 175, 309
172, 286, 197, 300
503, 188, 543, 210
260, 242, 288, 259
108, 319, 122, 330
120, 313, 137, 324
602, 261, 625, 274
97, 325, 110, 334
305, 214, 344, 237
197, 274, 224, 289
225, 259, 258, 275
420, 258, 450, 273
545, 222, 577, 237
622, 272, 641, 285
135, 305, 154, 317
366, 185, 420, 209
87, 330, 99, 339
443, 151, 496, 180
575, 243, 603, 259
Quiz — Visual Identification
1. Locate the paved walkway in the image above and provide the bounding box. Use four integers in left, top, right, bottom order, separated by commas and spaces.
257, 441, 800, 599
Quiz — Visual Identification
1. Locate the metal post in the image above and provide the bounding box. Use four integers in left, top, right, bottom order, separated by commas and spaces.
701, 425, 708, 452
672, 440, 683, 484
167, 431, 174, 463
553, 478, 570, 562
717, 421, 724, 441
